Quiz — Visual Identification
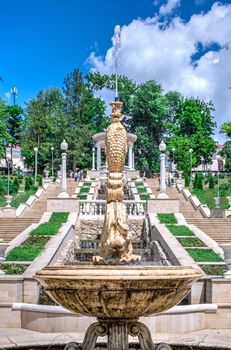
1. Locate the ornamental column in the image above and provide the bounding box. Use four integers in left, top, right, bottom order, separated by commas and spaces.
58, 140, 69, 198
97, 144, 101, 171
92, 147, 96, 170
128, 144, 133, 170
158, 141, 168, 199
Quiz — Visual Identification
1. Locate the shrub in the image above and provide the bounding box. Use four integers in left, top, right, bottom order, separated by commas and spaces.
209, 176, 214, 189
167, 225, 195, 236
49, 212, 69, 223
157, 213, 177, 224
197, 176, 203, 190
6, 246, 44, 261
184, 175, 190, 187
186, 248, 223, 262
37, 175, 43, 186
31, 222, 62, 236
193, 172, 199, 189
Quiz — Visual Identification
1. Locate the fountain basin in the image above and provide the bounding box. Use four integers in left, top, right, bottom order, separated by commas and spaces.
35, 265, 202, 319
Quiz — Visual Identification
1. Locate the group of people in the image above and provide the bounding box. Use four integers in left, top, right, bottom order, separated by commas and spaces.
69, 169, 84, 182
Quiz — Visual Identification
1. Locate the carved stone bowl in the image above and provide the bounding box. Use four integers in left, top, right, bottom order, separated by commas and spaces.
35, 265, 202, 319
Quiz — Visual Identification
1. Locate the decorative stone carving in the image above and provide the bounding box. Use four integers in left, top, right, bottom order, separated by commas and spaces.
93, 101, 140, 265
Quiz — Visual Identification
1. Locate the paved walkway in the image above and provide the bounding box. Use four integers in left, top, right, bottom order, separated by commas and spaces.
1, 328, 231, 349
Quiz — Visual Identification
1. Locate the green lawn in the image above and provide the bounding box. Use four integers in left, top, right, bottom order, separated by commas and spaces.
80, 186, 90, 193
0, 263, 27, 274
178, 237, 205, 247
6, 246, 44, 261
137, 187, 147, 193
31, 222, 62, 236
201, 264, 228, 275
158, 213, 177, 224
186, 248, 223, 262
49, 212, 69, 223
10, 187, 38, 208
140, 194, 150, 200
192, 187, 230, 209
167, 225, 195, 236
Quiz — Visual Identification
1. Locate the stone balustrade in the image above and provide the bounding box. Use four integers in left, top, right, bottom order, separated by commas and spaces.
79, 200, 147, 216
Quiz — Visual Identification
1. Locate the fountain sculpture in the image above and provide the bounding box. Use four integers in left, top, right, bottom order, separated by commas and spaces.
35, 100, 202, 350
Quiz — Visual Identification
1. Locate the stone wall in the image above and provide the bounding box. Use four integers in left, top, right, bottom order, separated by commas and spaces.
76, 217, 146, 243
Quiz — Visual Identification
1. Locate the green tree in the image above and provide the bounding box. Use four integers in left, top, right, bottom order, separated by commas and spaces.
0, 99, 13, 157
167, 97, 216, 172
63, 68, 107, 170
220, 121, 231, 171
6, 105, 23, 143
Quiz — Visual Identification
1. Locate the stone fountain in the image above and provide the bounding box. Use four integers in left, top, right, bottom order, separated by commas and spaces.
35, 101, 202, 350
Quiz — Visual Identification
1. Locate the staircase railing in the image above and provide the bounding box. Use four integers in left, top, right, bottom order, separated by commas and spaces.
79, 200, 146, 216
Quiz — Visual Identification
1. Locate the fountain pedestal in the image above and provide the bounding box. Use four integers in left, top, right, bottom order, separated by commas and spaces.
73, 319, 159, 350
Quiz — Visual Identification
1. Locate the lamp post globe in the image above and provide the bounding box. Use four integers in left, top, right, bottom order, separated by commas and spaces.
61, 140, 68, 151
159, 141, 166, 152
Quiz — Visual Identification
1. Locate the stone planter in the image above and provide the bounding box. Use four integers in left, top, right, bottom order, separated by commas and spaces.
0, 242, 9, 260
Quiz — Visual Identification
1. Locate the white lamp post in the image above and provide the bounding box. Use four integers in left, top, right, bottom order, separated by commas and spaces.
189, 148, 193, 190
92, 147, 96, 171
51, 146, 54, 180
34, 147, 38, 186
5, 152, 12, 207
215, 154, 221, 208
58, 140, 69, 198
158, 141, 169, 198
172, 147, 176, 184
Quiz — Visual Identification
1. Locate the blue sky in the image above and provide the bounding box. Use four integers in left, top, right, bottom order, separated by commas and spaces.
0, 0, 231, 142
0, 0, 230, 107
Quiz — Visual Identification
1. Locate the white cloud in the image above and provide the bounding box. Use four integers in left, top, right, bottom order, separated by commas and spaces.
89, 2, 231, 142
159, 0, 181, 15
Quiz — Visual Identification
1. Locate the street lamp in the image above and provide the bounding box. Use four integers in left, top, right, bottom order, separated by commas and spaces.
51, 146, 54, 180
215, 154, 221, 208
172, 147, 176, 184
189, 148, 193, 190
158, 141, 168, 198
5, 152, 12, 207
34, 147, 38, 186
58, 140, 69, 198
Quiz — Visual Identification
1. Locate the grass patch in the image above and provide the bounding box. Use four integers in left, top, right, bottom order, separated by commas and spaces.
192, 188, 230, 209
90, 177, 96, 180
84, 182, 92, 186
167, 225, 195, 236
6, 246, 44, 261
0, 263, 27, 274
80, 186, 90, 193
158, 213, 177, 224
135, 182, 143, 186
177, 237, 205, 247
21, 235, 50, 246
49, 212, 68, 223
78, 194, 88, 200
31, 222, 62, 236
140, 194, 150, 200
201, 264, 228, 275
11, 187, 38, 208
137, 187, 147, 193
186, 248, 223, 262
